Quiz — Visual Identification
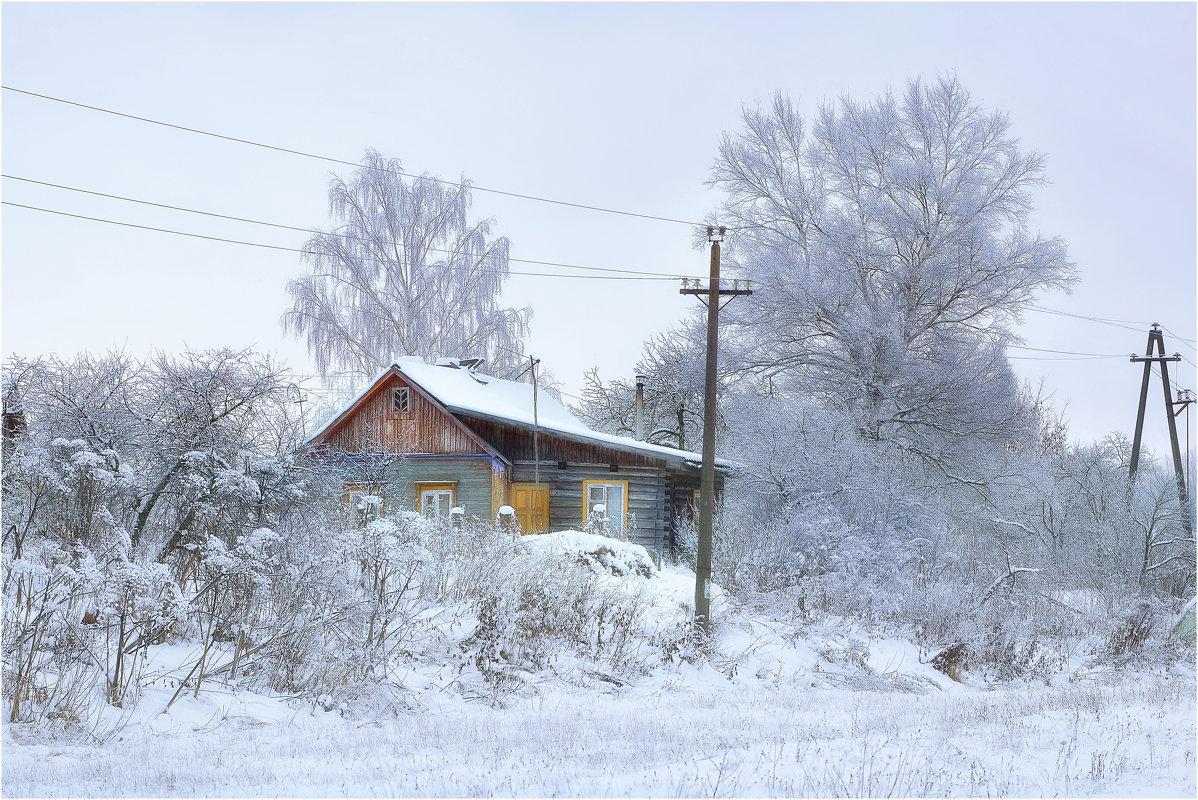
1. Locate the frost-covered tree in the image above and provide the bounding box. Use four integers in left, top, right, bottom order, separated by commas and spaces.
282, 150, 532, 381
1, 349, 310, 723
576, 328, 708, 449
710, 76, 1075, 454
1, 350, 303, 566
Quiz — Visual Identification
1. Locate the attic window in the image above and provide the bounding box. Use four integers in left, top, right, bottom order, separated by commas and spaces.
392, 386, 411, 414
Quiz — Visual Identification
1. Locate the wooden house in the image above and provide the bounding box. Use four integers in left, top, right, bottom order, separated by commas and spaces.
306, 357, 728, 553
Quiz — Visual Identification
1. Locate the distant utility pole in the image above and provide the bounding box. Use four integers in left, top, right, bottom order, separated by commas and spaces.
634, 374, 647, 441
1128, 324, 1192, 538
680, 226, 752, 632
1175, 388, 1194, 501
289, 383, 308, 440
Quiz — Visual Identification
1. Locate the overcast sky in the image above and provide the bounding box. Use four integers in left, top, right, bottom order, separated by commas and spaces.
2, 1, 1195, 457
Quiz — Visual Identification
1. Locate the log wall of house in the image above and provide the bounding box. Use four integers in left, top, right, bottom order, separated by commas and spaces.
459, 416, 664, 469
509, 461, 669, 553
666, 471, 703, 551
322, 375, 488, 456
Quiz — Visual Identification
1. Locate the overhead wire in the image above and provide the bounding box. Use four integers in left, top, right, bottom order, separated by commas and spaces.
6, 194, 1184, 370
5, 174, 1192, 380
8, 89, 1193, 323
3, 201, 305, 253
1028, 305, 1196, 349
1, 201, 690, 281
2, 85, 710, 229
5, 179, 1189, 344
2, 175, 708, 280
5, 198, 1188, 376
1008, 355, 1123, 361
1161, 325, 1197, 348
16, 183, 1188, 336
1148, 365, 1187, 398
1006, 344, 1125, 358
1025, 304, 1147, 333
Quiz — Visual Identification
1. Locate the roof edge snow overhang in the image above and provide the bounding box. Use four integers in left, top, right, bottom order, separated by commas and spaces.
450, 406, 734, 474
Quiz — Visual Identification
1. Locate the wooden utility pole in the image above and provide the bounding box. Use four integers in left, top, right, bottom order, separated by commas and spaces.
530, 355, 541, 500
680, 226, 752, 632
1128, 324, 1192, 538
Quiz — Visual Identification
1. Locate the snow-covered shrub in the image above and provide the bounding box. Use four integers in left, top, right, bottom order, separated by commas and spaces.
3, 545, 89, 728
2, 538, 185, 732
460, 540, 653, 691
248, 520, 365, 695
2, 350, 310, 719
524, 529, 657, 579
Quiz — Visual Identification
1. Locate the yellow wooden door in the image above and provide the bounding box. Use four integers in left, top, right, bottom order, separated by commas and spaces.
510, 483, 549, 534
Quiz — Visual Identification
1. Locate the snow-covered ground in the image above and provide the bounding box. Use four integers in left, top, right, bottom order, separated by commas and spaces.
5, 668, 1193, 797
4, 532, 1195, 798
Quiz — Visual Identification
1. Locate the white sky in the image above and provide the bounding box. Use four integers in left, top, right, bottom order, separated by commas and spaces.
2, 1, 1194, 457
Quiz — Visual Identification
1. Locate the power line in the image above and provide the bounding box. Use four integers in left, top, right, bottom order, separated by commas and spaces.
2, 84, 709, 229
1161, 325, 1197, 348
3, 201, 305, 253
11, 173, 1190, 335
1, 201, 688, 281
1028, 305, 1197, 347
8, 170, 1192, 357
1149, 365, 1187, 397
2, 175, 707, 280
1008, 354, 1123, 361
4, 174, 324, 233
487, 343, 587, 402
7, 193, 1174, 356
1026, 304, 1146, 333
1029, 304, 1150, 326
1007, 344, 1125, 358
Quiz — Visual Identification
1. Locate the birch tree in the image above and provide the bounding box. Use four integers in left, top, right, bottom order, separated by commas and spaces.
283, 150, 531, 381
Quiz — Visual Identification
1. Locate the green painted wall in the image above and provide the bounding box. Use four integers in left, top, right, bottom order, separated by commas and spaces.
343, 456, 497, 520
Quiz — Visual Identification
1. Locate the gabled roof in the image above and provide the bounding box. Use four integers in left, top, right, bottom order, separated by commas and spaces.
305, 359, 507, 463
308, 358, 730, 471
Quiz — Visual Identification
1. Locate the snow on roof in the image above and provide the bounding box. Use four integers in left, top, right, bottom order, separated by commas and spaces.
309, 359, 731, 470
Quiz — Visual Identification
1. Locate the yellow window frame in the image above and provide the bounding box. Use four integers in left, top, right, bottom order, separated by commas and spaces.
345, 482, 386, 519
416, 482, 456, 516
581, 479, 629, 522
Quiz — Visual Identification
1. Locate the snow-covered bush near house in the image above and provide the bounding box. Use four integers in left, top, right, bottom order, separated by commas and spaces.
521, 529, 657, 579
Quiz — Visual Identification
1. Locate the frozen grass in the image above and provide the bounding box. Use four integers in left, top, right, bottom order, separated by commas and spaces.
4, 667, 1194, 798
5, 537, 1195, 797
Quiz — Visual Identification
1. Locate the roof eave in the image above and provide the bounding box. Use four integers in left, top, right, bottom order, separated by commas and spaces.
449, 406, 733, 472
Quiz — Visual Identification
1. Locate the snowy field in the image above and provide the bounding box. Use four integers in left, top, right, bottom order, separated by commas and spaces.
4, 534, 1195, 798
3, 666, 1194, 798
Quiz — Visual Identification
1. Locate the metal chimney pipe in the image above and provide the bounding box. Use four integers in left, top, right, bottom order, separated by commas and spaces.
635, 375, 647, 441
